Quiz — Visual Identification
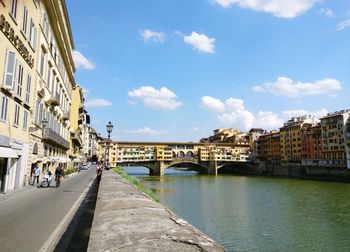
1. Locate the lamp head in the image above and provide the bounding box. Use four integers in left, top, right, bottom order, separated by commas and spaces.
106, 121, 113, 134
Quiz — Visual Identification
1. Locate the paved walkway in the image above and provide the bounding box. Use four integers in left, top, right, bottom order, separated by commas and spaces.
88, 170, 226, 251
0, 166, 97, 252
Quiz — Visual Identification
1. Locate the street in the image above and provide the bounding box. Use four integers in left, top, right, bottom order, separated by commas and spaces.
0, 165, 97, 252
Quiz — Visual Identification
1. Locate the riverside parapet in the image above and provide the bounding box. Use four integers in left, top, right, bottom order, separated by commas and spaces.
88, 170, 225, 251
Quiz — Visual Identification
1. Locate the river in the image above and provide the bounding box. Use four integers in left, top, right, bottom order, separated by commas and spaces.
123, 166, 350, 251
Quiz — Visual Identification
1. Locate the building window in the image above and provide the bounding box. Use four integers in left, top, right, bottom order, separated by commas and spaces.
25, 74, 31, 104
39, 49, 45, 77
14, 104, 20, 126
29, 18, 37, 50
42, 13, 49, 38
47, 67, 51, 91
0, 95, 9, 121
21, 6, 28, 34
23, 110, 28, 130
4, 51, 16, 90
15, 62, 23, 97
10, 0, 18, 19
34, 101, 43, 125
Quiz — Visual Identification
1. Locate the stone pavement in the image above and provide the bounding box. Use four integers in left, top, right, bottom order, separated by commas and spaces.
88, 170, 226, 251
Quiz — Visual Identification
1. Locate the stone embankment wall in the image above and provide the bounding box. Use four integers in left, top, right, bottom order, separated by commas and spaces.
257, 162, 350, 181
87, 170, 225, 252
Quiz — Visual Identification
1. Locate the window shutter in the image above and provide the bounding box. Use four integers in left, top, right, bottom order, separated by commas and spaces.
4, 51, 16, 89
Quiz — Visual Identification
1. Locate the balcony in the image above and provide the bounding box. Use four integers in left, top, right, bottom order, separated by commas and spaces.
46, 92, 60, 107
71, 131, 83, 147
43, 127, 70, 150
62, 111, 70, 121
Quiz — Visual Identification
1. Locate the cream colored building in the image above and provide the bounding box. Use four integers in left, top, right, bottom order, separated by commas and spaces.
320, 109, 350, 168
28, 0, 75, 181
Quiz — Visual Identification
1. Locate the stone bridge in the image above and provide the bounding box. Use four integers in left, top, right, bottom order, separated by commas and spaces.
119, 158, 252, 176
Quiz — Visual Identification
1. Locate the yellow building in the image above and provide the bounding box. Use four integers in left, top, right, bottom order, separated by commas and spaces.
0, 0, 77, 191
155, 146, 172, 161
0, 0, 37, 192
280, 116, 316, 162
69, 86, 84, 166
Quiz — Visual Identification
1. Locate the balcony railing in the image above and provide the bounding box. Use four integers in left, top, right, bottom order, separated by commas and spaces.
71, 131, 83, 147
43, 127, 70, 149
47, 92, 60, 107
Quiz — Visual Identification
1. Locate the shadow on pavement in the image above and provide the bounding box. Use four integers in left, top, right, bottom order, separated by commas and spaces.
54, 178, 99, 252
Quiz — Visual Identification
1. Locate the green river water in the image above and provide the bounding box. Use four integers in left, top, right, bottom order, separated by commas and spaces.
124, 167, 350, 251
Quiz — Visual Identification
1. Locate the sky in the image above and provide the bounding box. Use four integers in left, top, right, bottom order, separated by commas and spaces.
66, 0, 350, 142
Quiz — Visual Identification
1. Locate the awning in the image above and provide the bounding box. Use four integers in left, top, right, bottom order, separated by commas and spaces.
0, 146, 18, 158
72, 158, 81, 162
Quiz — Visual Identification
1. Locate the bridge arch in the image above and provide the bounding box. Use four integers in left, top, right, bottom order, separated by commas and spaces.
217, 162, 253, 174
185, 151, 194, 159
119, 163, 156, 173
164, 160, 208, 174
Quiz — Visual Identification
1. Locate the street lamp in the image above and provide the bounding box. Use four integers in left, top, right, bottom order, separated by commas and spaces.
105, 121, 113, 170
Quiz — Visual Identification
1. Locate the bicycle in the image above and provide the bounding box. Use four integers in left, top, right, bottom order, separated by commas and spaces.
55, 176, 61, 187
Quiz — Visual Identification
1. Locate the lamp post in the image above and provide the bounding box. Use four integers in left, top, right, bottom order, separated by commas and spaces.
105, 121, 113, 170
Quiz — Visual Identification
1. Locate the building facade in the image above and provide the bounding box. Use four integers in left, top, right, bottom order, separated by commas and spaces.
0, 0, 77, 192
28, 0, 75, 182
0, 0, 36, 192
320, 110, 350, 168
257, 131, 281, 162
301, 123, 322, 165
280, 116, 316, 163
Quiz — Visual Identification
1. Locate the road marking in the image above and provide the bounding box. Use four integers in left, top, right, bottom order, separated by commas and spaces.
39, 176, 96, 251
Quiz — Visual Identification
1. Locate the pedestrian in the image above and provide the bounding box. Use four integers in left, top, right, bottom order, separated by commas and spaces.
32, 164, 40, 186
96, 164, 102, 184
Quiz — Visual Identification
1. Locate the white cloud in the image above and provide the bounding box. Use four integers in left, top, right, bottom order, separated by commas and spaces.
281, 108, 328, 120
214, 0, 319, 18
319, 8, 334, 18
184, 31, 215, 53
140, 29, 166, 43
85, 98, 112, 107
119, 127, 167, 135
128, 86, 182, 110
201, 95, 328, 130
72, 50, 95, 70
252, 77, 342, 97
337, 19, 350, 31
201, 96, 225, 113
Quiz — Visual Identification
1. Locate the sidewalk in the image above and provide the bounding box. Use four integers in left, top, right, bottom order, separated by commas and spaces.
0, 172, 79, 205
0, 184, 36, 205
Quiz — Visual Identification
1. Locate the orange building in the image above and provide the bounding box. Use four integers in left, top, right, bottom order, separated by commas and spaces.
301, 123, 322, 163
257, 131, 280, 161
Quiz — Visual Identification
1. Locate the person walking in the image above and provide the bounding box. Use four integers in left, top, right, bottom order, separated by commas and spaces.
55, 165, 64, 187
96, 163, 102, 184
32, 164, 40, 186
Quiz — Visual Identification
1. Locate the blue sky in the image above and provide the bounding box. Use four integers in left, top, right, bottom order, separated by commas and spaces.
66, 0, 350, 141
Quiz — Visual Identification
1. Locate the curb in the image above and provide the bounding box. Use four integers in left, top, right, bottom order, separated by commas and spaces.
39, 175, 96, 251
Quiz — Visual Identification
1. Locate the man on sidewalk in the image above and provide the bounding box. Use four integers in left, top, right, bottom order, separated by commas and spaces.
32, 164, 41, 186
